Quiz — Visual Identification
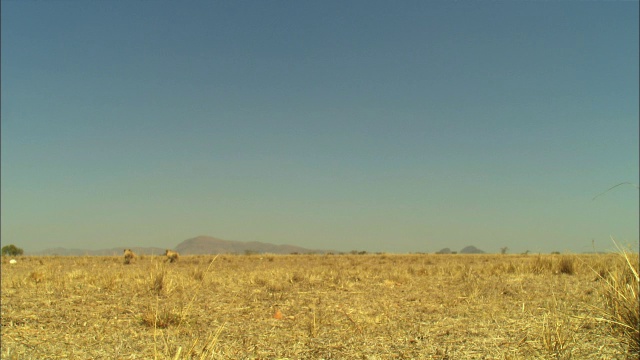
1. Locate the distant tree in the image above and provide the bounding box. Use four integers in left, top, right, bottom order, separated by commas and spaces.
500, 247, 509, 255
522, 250, 530, 255
1, 244, 24, 256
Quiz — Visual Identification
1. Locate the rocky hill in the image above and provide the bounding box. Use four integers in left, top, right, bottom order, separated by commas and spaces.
459, 245, 486, 254
435, 246, 486, 254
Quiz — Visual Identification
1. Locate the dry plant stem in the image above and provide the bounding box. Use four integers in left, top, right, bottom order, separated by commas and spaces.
172, 346, 182, 360
339, 307, 363, 334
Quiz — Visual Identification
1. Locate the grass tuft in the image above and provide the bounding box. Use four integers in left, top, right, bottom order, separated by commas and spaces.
531, 254, 553, 274
558, 256, 575, 275
596, 241, 639, 355
141, 306, 182, 328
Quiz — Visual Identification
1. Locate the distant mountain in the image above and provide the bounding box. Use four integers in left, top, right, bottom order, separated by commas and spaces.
435, 248, 453, 254
459, 245, 486, 254
175, 235, 327, 255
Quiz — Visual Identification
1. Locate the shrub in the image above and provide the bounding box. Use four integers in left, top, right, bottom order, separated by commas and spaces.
1, 245, 24, 256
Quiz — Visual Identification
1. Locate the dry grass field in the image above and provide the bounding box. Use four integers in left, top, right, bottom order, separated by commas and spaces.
1, 252, 637, 359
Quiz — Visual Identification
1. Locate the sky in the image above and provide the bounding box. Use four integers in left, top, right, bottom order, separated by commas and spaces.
1, 1, 638, 255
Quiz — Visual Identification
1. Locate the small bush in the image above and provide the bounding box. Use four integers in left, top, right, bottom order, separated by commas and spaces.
1, 245, 23, 256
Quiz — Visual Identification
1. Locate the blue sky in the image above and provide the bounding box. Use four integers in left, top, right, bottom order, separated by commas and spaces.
2, 1, 638, 254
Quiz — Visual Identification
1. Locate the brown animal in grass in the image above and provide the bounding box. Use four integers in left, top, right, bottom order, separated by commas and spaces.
165, 249, 179, 263
123, 249, 137, 264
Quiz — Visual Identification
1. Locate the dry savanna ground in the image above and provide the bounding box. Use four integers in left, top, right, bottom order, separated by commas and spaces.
1, 252, 637, 359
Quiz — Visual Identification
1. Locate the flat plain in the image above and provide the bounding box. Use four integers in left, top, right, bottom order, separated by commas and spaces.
1, 252, 636, 359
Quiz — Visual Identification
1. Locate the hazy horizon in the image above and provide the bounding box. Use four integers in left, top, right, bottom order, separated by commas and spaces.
19, 234, 635, 255
2, 1, 638, 255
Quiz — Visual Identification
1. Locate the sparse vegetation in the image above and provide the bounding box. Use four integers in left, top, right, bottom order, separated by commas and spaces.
0, 253, 635, 358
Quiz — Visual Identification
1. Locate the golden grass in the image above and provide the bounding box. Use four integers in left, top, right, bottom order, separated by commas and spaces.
0, 253, 636, 359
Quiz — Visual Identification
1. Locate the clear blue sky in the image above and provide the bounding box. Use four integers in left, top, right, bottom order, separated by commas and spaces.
2, 1, 638, 254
